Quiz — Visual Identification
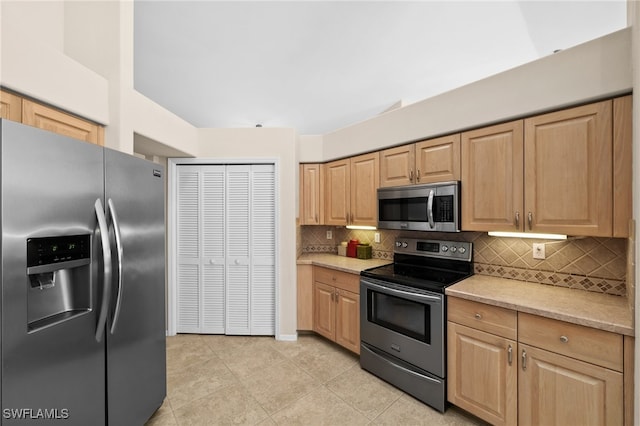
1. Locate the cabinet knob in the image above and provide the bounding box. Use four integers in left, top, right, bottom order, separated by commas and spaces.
209, 259, 216, 265
474, 313, 482, 320
559, 335, 569, 343
416, 170, 420, 182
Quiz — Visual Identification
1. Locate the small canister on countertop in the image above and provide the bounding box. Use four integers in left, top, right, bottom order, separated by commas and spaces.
346, 239, 359, 258
357, 243, 372, 259
337, 241, 347, 256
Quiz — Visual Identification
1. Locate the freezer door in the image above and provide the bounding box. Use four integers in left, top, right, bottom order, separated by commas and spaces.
0, 120, 106, 425
104, 148, 166, 425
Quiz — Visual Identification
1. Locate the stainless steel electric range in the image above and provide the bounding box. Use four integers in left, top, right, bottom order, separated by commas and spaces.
359, 237, 473, 412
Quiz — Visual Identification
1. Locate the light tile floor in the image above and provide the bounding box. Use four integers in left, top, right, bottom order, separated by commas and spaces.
146, 334, 487, 425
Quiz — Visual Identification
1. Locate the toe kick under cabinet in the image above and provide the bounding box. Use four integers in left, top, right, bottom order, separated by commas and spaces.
447, 297, 632, 426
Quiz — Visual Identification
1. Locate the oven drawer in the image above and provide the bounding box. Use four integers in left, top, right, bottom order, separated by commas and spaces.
447, 297, 517, 340
314, 266, 359, 293
360, 343, 445, 413
518, 312, 623, 371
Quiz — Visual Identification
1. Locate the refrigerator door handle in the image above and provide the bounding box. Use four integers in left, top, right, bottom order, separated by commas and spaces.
94, 198, 112, 342
108, 198, 124, 334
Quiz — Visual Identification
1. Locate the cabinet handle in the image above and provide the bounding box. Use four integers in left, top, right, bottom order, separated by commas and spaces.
330, 292, 334, 302
515, 211, 520, 228
416, 170, 420, 182
521, 349, 527, 371
410, 170, 414, 183
508, 345, 513, 366
474, 313, 482, 320
528, 211, 533, 230
335, 290, 340, 303
315, 214, 318, 223
560, 335, 569, 343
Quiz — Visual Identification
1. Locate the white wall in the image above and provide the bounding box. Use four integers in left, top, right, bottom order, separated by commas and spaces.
198, 128, 299, 339
317, 28, 632, 162
0, 0, 197, 157
0, 1, 109, 125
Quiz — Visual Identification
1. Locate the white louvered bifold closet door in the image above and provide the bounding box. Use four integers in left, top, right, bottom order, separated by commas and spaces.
176, 164, 275, 335
249, 165, 276, 335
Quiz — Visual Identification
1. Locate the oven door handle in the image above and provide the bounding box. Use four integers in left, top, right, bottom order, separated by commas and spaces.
427, 189, 435, 229
362, 280, 442, 304
361, 344, 442, 385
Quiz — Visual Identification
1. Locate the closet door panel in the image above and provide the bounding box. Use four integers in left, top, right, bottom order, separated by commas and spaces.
202, 167, 226, 332
176, 166, 202, 332
226, 166, 251, 335
250, 165, 276, 335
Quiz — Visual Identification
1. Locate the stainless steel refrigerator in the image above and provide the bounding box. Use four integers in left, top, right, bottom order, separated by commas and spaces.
0, 119, 166, 425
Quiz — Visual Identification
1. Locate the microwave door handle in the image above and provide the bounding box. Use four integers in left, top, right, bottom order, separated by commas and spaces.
427, 189, 435, 229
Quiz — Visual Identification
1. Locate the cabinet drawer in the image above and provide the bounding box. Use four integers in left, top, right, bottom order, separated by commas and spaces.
448, 297, 517, 340
518, 312, 623, 371
313, 266, 360, 294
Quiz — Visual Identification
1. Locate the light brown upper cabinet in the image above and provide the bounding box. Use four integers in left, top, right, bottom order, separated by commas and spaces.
524, 100, 612, 236
1, 90, 103, 146
613, 95, 632, 238
324, 152, 379, 227
0, 89, 23, 121
299, 163, 323, 225
462, 97, 630, 237
461, 120, 524, 232
380, 134, 461, 187
23, 99, 103, 146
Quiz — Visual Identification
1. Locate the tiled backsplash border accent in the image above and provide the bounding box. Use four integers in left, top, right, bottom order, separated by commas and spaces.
300, 226, 629, 297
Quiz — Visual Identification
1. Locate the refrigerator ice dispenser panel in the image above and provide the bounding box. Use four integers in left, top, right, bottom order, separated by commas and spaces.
26, 234, 91, 332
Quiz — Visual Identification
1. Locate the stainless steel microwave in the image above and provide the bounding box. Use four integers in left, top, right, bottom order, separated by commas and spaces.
377, 181, 460, 232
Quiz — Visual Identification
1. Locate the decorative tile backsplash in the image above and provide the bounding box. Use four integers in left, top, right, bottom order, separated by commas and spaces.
300, 226, 629, 296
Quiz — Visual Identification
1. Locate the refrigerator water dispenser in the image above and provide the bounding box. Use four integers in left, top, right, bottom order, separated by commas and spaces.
26, 234, 91, 331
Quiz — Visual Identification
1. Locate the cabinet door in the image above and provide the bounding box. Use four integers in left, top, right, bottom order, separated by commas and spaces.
461, 121, 524, 232
519, 344, 623, 426
448, 322, 517, 426
524, 100, 612, 236
22, 99, 103, 145
380, 144, 415, 187
324, 159, 350, 225
313, 282, 336, 341
0, 90, 22, 121
335, 289, 360, 354
300, 163, 323, 225
350, 152, 379, 227
415, 134, 461, 184
296, 265, 313, 331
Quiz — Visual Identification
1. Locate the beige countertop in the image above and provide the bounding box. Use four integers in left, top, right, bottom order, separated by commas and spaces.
447, 275, 634, 336
297, 253, 391, 274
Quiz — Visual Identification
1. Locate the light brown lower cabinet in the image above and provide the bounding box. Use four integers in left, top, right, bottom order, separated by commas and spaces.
518, 343, 622, 426
448, 297, 630, 425
312, 266, 360, 354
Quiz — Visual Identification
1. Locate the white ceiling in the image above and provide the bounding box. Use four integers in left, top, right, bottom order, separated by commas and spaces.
133, 1, 627, 135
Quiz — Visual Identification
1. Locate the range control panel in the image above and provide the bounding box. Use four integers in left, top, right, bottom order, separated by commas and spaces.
394, 238, 472, 262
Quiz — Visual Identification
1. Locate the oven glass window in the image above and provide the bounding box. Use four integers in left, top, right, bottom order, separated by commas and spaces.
368, 289, 430, 343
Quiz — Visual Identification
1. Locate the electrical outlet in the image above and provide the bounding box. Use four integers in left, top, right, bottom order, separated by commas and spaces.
326, 230, 332, 240
374, 232, 380, 243
533, 243, 546, 260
